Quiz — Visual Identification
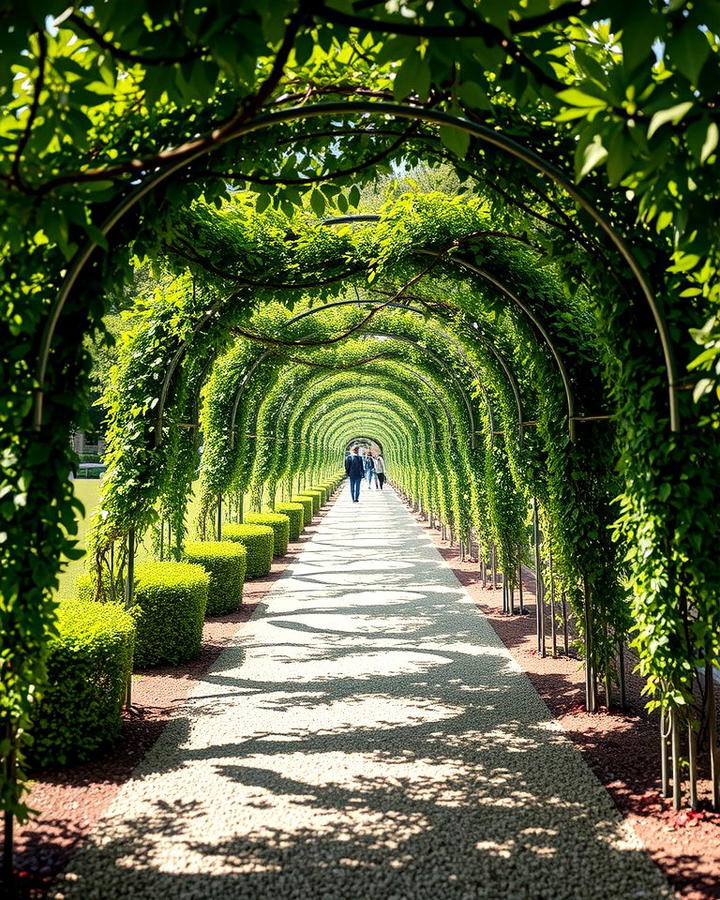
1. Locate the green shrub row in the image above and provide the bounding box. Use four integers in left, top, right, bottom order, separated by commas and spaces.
222, 522, 274, 577
300, 489, 322, 515
183, 541, 246, 616
274, 502, 304, 540
290, 494, 313, 525
245, 512, 290, 557
79, 561, 209, 667
33, 476, 346, 769
29, 600, 135, 768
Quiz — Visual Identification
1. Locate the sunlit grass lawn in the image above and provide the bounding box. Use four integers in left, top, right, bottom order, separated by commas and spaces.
56, 478, 233, 601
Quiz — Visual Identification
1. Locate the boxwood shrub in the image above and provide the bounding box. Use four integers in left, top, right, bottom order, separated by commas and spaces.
131, 562, 208, 667
222, 523, 274, 578
245, 512, 290, 557
310, 486, 328, 505
183, 541, 247, 616
303, 489, 323, 514
274, 502, 304, 541
291, 495, 314, 525
29, 600, 135, 768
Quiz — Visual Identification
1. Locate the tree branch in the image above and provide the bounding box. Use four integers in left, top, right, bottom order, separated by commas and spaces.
184, 121, 415, 186
68, 13, 208, 66
11, 28, 47, 188
311, 2, 569, 92
16, 8, 308, 196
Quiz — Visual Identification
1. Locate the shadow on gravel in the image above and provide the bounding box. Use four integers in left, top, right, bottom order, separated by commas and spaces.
51, 491, 671, 899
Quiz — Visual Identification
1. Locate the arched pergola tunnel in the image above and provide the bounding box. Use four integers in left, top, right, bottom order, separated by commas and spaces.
2, 6, 719, 845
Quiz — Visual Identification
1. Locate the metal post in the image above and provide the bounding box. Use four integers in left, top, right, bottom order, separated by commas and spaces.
491, 544, 497, 591
671, 708, 682, 812
125, 528, 135, 607
582, 574, 596, 712
216, 495, 222, 541
688, 723, 698, 811
549, 550, 557, 656
562, 590, 569, 655
2, 721, 14, 897
706, 663, 720, 810
660, 710, 671, 798
518, 562, 525, 614
239, 494, 244, 524
509, 579, 515, 616
532, 499, 544, 656
159, 519, 164, 560
618, 641, 627, 709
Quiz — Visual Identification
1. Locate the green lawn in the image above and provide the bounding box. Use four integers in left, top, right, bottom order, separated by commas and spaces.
56, 478, 248, 601
57, 479, 103, 601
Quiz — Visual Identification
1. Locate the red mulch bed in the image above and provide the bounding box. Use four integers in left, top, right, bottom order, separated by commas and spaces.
11, 505, 336, 898
408, 504, 720, 900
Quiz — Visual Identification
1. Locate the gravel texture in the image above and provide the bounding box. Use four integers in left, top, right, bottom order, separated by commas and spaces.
424, 515, 719, 900
54, 485, 672, 899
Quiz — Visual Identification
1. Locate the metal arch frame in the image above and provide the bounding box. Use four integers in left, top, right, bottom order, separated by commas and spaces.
223, 317, 482, 458
300, 386, 438, 448
310, 406, 420, 470
360, 332, 478, 444
292, 378, 443, 452
153, 291, 523, 448
279, 296, 523, 433
271, 357, 454, 439
33, 100, 679, 434
345, 436, 385, 455
314, 404, 421, 464
417, 249, 579, 440
248, 360, 444, 490
321, 215, 576, 437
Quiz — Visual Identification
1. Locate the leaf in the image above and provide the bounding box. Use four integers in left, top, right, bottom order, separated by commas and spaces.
701, 122, 719, 163
606, 130, 634, 185
577, 135, 608, 181
647, 101, 694, 139
439, 125, 470, 159
693, 377, 714, 402
620, 9, 658, 74
393, 51, 431, 102
458, 80, 492, 110
556, 87, 607, 109
309, 189, 325, 218
670, 23, 710, 85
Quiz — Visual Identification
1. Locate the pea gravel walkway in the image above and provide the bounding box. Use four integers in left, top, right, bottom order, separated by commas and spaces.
55, 484, 672, 900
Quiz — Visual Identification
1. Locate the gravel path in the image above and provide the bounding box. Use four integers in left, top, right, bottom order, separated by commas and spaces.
55, 485, 672, 899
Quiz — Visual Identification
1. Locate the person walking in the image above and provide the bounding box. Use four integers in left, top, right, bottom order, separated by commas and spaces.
345, 445, 365, 503
374, 452, 386, 490
364, 451, 376, 488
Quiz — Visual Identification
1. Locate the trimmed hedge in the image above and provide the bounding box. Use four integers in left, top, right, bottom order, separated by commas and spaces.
245, 512, 290, 557
303, 489, 323, 514
310, 486, 328, 505
29, 600, 135, 768
274, 502, 304, 541
131, 562, 208, 667
291, 495, 314, 525
222, 523, 274, 578
183, 541, 247, 616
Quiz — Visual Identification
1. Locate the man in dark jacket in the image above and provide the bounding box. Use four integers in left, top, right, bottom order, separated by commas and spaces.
345, 445, 365, 503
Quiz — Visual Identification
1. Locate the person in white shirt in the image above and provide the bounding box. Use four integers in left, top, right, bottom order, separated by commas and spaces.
373, 453, 386, 489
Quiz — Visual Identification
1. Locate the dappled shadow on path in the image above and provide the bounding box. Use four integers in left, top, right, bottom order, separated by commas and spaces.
54, 489, 670, 899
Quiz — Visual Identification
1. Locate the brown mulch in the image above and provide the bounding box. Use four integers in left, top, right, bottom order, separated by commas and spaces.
407, 503, 720, 900
12, 504, 336, 898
